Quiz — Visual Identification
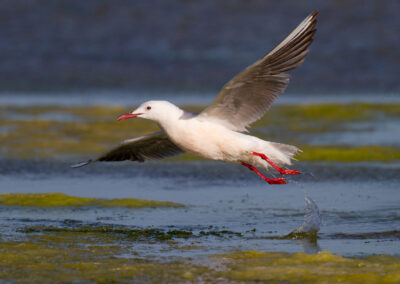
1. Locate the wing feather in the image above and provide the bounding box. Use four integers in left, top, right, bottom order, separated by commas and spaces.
71, 132, 183, 168
198, 11, 318, 132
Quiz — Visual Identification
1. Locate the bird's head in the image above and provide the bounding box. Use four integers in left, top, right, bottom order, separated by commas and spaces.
117, 100, 183, 123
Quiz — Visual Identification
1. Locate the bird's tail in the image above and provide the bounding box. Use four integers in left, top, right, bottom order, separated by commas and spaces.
269, 142, 301, 165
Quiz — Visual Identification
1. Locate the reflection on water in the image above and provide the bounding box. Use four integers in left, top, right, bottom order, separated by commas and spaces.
298, 238, 321, 254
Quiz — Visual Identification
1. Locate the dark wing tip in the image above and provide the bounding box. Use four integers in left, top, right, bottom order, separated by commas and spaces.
311, 11, 318, 27
71, 159, 92, 168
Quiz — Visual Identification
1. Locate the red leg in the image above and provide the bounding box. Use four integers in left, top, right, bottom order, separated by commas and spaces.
241, 162, 286, 184
252, 152, 301, 175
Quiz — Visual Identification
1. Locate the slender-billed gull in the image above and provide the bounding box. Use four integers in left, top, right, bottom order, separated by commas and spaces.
72, 11, 318, 184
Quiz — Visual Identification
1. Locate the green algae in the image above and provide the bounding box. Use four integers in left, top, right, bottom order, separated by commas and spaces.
214, 250, 400, 283
0, 104, 158, 159
260, 103, 400, 125
253, 103, 400, 139
1, 237, 400, 284
0, 118, 159, 158
298, 145, 400, 162
0, 239, 208, 283
0, 193, 183, 208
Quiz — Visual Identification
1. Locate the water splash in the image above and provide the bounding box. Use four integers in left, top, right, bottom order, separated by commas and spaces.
283, 191, 322, 242
278, 192, 322, 253
294, 193, 322, 234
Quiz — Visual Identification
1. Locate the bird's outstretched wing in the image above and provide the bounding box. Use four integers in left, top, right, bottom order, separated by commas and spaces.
71, 132, 183, 168
198, 11, 318, 132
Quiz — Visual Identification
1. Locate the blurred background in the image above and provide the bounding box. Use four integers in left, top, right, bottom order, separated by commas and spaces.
1, 0, 399, 95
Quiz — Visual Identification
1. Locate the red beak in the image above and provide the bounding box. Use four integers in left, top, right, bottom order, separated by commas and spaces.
117, 113, 143, 121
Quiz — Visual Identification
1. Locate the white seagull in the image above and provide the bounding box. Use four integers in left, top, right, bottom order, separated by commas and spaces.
72, 11, 318, 184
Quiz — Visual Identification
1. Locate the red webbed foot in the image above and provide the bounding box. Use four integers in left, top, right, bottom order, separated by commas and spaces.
279, 169, 301, 175
241, 162, 287, 185
266, 177, 287, 184
252, 152, 301, 175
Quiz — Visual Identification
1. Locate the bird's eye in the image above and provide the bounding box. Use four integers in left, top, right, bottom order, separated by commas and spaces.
146, 106, 151, 110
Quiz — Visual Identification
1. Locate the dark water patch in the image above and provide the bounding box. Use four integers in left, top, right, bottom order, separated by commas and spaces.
272, 212, 304, 217
21, 225, 193, 241
62, 218, 84, 225
263, 231, 319, 241
0, 159, 246, 184
20, 224, 245, 242
295, 162, 400, 182
199, 230, 243, 238
1, 159, 400, 183
3, 217, 58, 223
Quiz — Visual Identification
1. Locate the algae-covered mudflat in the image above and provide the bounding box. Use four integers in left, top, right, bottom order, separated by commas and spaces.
2, 103, 400, 161
1, 100, 399, 282
1, 241, 399, 283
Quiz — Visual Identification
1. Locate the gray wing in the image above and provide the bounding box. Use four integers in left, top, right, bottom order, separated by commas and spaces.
198, 11, 318, 132
71, 132, 184, 168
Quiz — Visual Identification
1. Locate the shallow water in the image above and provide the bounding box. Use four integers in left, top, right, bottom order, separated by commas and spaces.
309, 119, 400, 147
1, 160, 399, 260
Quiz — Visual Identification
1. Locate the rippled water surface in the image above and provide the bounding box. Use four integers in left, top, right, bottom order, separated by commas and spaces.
1, 160, 399, 258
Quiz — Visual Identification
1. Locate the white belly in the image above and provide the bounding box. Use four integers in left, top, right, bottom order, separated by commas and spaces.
163, 119, 260, 162
157, 114, 296, 171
